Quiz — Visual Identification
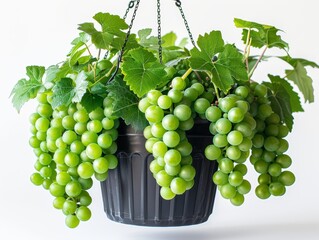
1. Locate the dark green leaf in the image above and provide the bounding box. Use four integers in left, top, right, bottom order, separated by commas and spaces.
78, 12, 128, 51
51, 78, 75, 109
280, 56, 319, 68
234, 18, 288, 49
286, 62, 314, 103
121, 48, 167, 97
106, 77, 148, 131
263, 79, 294, 131
91, 82, 108, 95
73, 71, 88, 102
10, 66, 44, 112
189, 31, 248, 93
80, 92, 104, 113
268, 75, 303, 112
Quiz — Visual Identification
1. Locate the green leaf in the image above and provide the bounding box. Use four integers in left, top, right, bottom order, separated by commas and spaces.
69, 48, 88, 67
91, 82, 108, 95
121, 48, 167, 97
189, 31, 248, 93
268, 75, 303, 113
80, 92, 104, 113
10, 66, 44, 112
78, 12, 128, 51
72, 71, 88, 102
51, 78, 75, 109
106, 77, 148, 131
280, 56, 319, 68
45, 65, 60, 83
285, 62, 314, 103
162, 32, 177, 47
138, 28, 158, 48
234, 18, 288, 49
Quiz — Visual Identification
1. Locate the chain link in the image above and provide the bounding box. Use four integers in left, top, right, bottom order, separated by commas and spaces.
108, 0, 141, 82
157, 0, 163, 64
123, 0, 136, 20
174, 0, 196, 47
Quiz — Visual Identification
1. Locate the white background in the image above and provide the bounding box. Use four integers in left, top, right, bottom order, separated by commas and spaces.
1, 0, 319, 239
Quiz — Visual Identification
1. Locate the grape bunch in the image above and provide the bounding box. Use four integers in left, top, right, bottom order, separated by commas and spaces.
248, 84, 296, 199
139, 73, 215, 200
29, 92, 119, 228
139, 64, 296, 206
205, 89, 255, 206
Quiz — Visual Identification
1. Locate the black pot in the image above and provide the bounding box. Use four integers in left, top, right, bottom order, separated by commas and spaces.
100, 120, 218, 226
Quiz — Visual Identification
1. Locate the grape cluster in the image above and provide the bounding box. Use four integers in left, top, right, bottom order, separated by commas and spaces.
139, 75, 214, 200
248, 84, 296, 199
29, 92, 119, 228
203, 88, 255, 205
139, 65, 296, 205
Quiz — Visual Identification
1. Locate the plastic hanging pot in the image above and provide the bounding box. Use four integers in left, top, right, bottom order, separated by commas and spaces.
100, 119, 218, 226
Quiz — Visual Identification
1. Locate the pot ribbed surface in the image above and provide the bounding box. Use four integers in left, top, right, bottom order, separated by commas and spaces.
100, 120, 218, 226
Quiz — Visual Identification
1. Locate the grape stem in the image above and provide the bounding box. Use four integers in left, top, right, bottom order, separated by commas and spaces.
248, 46, 268, 79
213, 82, 220, 101
244, 29, 252, 71
182, 68, 193, 80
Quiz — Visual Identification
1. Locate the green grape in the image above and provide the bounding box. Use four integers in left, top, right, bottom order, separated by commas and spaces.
235, 86, 249, 98
86, 143, 102, 160
64, 152, 80, 167
269, 182, 286, 196
275, 154, 292, 168
156, 170, 173, 187
65, 181, 82, 197
78, 162, 95, 179
62, 199, 78, 215
228, 171, 244, 187
157, 95, 172, 110
162, 114, 179, 131
278, 171, 295, 186
194, 98, 210, 114
237, 180, 251, 195
226, 146, 241, 161
165, 164, 181, 176
79, 191, 92, 206
171, 77, 186, 90
145, 105, 164, 123
213, 134, 228, 148
76, 206, 92, 221
62, 130, 77, 145
49, 182, 65, 197
30, 173, 44, 186
35, 117, 50, 132
219, 158, 234, 174
152, 141, 168, 158
70, 140, 85, 154
184, 87, 199, 101
264, 136, 280, 152
228, 107, 245, 123
163, 131, 180, 148
254, 160, 269, 174
78, 177, 93, 190
233, 164, 247, 175
205, 106, 222, 123
62, 115, 76, 130
258, 173, 271, 185
268, 163, 282, 177
65, 215, 80, 228
173, 104, 192, 121
151, 122, 166, 138
101, 117, 115, 130
147, 90, 162, 104
37, 103, 53, 118
227, 130, 244, 146
164, 149, 182, 166
215, 118, 232, 135
179, 165, 196, 181
93, 157, 109, 174
231, 193, 245, 206
87, 120, 103, 133
89, 107, 104, 121
220, 183, 237, 199
160, 187, 176, 200
212, 171, 228, 185
175, 140, 192, 157
143, 125, 153, 139
150, 159, 164, 174
178, 117, 194, 131
56, 172, 71, 186
255, 184, 271, 199
97, 133, 113, 149
205, 144, 221, 160
53, 197, 65, 210
218, 97, 236, 113
73, 109, 89, 123
168, 89, 183, 103
170, 177, 187, 195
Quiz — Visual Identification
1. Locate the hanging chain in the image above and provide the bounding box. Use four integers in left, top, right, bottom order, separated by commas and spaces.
174, 0, 196, 47
123, 0, 136, 20
107, 0, 141, 82
157, 0, 163, 64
